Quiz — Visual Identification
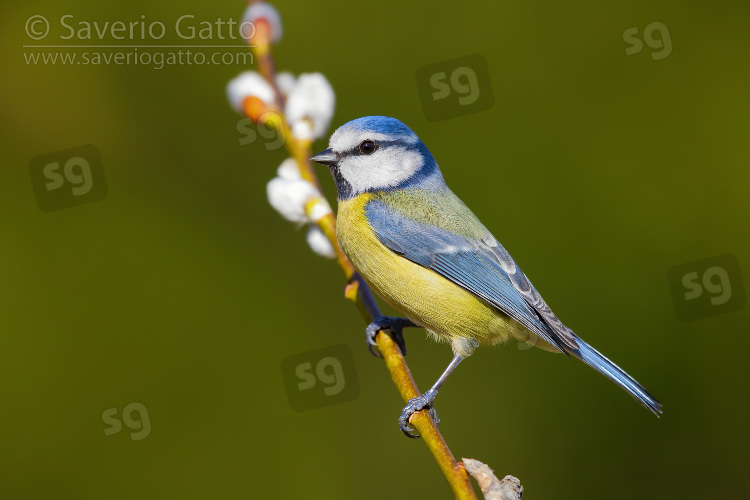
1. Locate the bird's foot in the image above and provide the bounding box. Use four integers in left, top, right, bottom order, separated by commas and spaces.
398, 389, 439, 438
365, 316, 415, 358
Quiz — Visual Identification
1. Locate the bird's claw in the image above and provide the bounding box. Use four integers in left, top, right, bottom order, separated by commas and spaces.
365, 316, 412, 358
398, 392, 440, 438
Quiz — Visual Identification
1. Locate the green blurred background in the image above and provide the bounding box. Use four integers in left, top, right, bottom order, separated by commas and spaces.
2, 0, 749, 498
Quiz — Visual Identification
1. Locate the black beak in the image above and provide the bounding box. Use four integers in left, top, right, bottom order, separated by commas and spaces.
310, 148, 338, 167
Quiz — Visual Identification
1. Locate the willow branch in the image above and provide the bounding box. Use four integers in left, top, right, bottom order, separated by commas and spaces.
242, 7, 476, 499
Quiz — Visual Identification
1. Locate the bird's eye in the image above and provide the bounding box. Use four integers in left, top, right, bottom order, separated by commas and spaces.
359, 140, 377, 155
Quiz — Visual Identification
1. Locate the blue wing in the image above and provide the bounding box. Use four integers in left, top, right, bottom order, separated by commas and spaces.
365, 199, 578, 353
365, 198, 663, 415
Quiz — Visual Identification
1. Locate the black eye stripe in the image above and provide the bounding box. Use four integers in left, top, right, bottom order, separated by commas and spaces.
346, 139, 410, 157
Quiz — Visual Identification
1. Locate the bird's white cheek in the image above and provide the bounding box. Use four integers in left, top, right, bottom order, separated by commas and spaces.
338, 149, 424, 193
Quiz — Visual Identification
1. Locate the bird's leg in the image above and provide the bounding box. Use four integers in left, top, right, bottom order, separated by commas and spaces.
399, 355, 464, 438
365, 316, 418, 358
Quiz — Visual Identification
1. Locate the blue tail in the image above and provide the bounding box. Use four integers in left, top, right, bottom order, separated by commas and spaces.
566, 338, 662, 416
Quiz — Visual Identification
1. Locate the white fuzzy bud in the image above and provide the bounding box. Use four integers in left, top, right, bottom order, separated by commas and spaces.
307, 196, 332, 222
226, 71, 275, 114
266, 176, 319, 223
290, 121, 315, 141
276, 72, 296, 99
276, 158, 301, 180
285, 73, 336, 140
243, 2, 283, 43
270, 159, 333, 223
306, 226, 336, 259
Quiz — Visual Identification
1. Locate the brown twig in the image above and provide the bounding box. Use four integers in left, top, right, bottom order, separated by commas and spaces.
463, 460, 523, 500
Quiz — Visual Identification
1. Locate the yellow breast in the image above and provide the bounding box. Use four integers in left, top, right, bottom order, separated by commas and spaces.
336, 193, 521, 349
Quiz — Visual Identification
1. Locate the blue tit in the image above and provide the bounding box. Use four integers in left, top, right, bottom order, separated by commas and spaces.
311, 116, 662, 437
